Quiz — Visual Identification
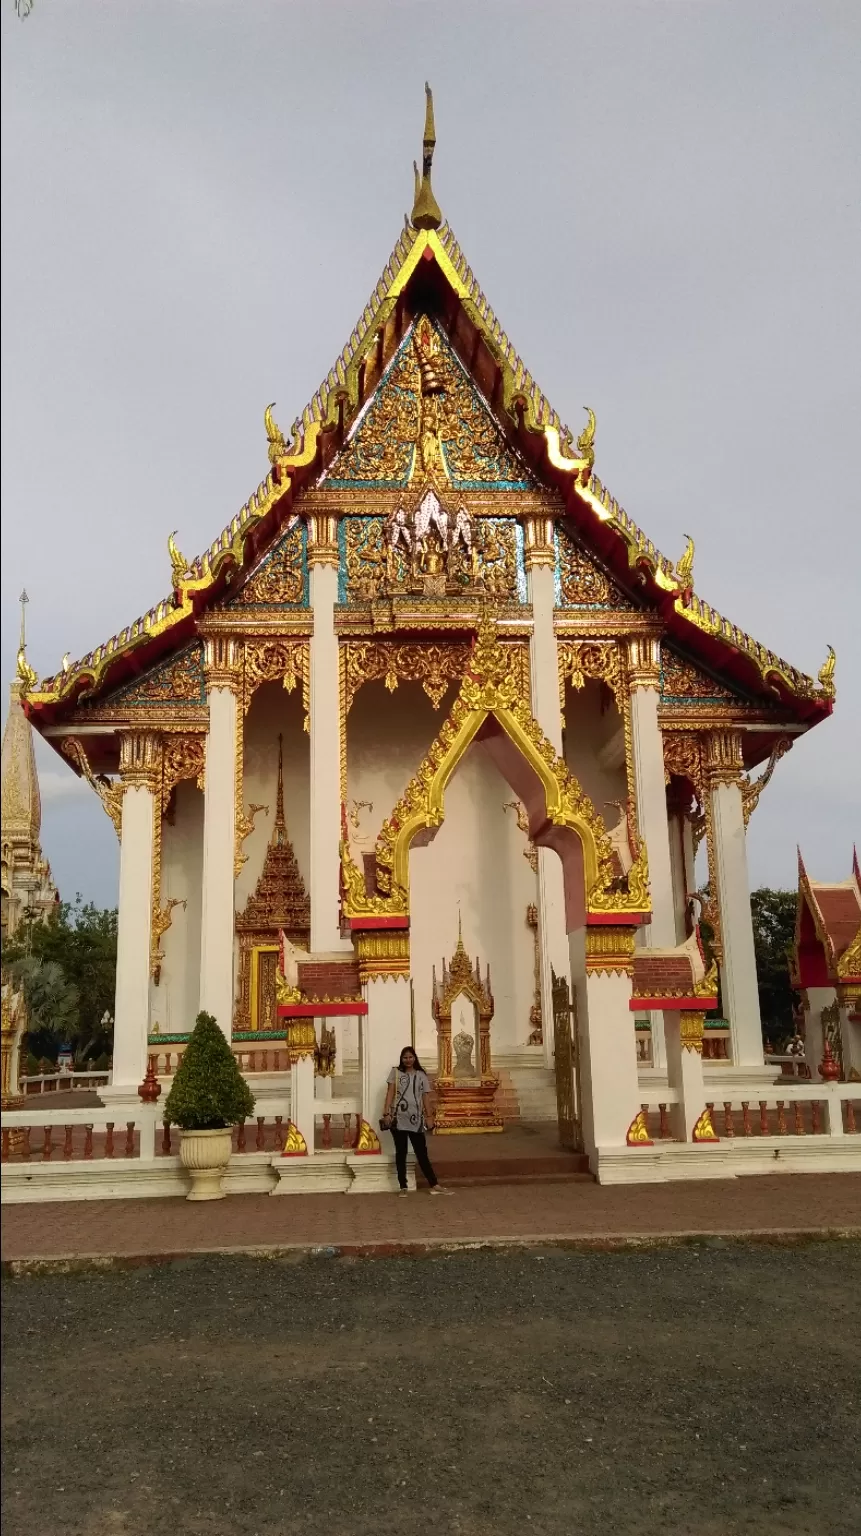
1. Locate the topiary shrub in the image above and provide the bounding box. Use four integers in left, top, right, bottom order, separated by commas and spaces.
164, 1012, 255, 1131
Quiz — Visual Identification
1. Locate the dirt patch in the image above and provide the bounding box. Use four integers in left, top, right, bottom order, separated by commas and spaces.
2, 1242, 859, 1536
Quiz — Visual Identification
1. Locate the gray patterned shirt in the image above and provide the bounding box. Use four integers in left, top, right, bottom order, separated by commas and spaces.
386, 1067, 430, 1131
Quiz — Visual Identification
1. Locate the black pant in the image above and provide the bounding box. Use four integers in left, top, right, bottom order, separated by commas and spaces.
392, 1129, 438, 1189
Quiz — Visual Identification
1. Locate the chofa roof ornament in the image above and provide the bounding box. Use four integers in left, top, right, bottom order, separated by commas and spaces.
411, 84, 442, 231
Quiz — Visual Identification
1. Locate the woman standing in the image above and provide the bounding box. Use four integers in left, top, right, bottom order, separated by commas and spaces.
383, 1047, 447, 1195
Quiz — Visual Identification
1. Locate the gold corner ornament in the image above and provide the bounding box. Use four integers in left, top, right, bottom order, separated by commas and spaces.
576, 407, 596, 473
264, 403, 290, 466
626, 1110, 653, 1146
692, 1107, 719, 1143
817, 645, 836, 701
281, 1120, 308, 1157
168, 531, 190, 591
410, 83, 442, 231
354, 1118, 382, 1155
674, 535, 695, 592
60, 737, 125, 838
741, 736, 791, 827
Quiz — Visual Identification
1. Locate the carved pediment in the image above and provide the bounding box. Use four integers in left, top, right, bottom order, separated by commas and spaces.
226, 520, 308, 609
660, 644, 745, 704
93, 642, 205, 710
555, 527, 637, 610
326, 316, 535, 491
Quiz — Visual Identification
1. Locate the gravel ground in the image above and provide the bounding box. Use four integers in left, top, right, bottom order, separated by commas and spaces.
2, 1241, 859, 1536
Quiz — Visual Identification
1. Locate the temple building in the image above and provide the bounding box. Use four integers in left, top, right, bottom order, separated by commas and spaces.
1, 595, 59, 943
792, 851, 861, 1081
15, 92, 840, 1177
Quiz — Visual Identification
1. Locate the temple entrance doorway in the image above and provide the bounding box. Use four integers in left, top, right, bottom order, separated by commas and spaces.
551, 968, 583, 1152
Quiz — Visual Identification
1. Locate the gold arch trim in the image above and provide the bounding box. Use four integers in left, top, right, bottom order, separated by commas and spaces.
341, 613, 650, 923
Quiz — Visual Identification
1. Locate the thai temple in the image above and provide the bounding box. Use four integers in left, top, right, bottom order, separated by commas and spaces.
9, 90, 856, 1187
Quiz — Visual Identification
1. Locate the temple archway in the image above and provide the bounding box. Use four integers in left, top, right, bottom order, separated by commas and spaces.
342, 614, 649, 932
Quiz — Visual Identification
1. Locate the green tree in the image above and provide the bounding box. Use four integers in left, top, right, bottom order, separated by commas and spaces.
750, 887, 798, 1048
2, 897, 117, 1065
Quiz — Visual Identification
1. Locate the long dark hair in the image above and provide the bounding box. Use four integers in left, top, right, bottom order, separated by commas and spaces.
398, 1045, 425, 1072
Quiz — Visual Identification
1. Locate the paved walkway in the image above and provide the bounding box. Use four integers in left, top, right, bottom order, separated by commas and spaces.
2, 1172, 859, 1266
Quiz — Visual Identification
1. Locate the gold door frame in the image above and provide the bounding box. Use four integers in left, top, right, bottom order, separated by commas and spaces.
250, 944, 280, 1033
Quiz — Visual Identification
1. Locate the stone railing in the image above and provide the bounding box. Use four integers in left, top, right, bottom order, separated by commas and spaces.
19, 1072, 110, 1096
637, 1082, 859, 1142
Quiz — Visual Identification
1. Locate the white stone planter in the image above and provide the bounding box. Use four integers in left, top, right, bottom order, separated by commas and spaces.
179, 1127, 234, 1201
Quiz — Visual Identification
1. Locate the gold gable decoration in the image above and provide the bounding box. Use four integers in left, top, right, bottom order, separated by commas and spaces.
342, 612, 649, 924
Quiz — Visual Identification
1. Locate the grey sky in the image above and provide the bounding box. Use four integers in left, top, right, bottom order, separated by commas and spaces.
2, 1, 859, 910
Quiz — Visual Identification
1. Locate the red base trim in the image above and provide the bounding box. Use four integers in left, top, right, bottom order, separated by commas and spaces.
277, 1002, 369, 1018
629, 996, 718, 1011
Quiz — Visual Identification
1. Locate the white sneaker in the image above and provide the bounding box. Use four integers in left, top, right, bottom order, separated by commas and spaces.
429, 1185, 452, 1195
398, 1188, 409, 1197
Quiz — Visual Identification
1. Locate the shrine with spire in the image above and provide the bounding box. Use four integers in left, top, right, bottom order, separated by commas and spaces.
11, 89, 854, 1186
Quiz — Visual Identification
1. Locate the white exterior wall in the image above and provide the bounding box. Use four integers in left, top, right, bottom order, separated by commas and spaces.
155, 780, 204, 1034
234, 682, 310, 912
568, 927, 640, 1158
347, 683, 537, 1065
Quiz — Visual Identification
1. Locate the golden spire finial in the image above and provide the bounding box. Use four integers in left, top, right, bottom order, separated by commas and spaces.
168, 532, 189, 591
265, 402, 289, 465
15, 590, 37, 697
576, 407, 596, 470
272, 733, 287, 844
410, 83, 442, 231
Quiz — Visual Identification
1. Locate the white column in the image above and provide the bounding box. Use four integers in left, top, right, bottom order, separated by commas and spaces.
570, 927, 641, 1160
199, 641, 239, 1040
361, 977, 412, 1130
627, 639, 676, 1069
109, 734, 158, 1100
308, 518, 347, 952
290, 1054, 316, 1155
708, 735, 763, 1068
526, 548, 571, 1070
664, 1011, 707, 1140
802, 986, 832, 1077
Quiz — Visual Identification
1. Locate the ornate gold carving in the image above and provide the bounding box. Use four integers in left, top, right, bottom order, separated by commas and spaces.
522, 515, 556, 570
346, 612, 648, 924
168, 531, 191, 591
431, 922, 501, 1132
160, 735, 206, 814
556, 528, 635, 608
341, 639, 471, 715
692, 1107, 719, 1143
118, 730, 161, 790
576, 407, 596, 473
285, 1019, 317, 1066
236, 522, 305, 603
741, 737, 791, 827
355, 929, 411, 982
306, 510, 340, 567
504, 800, 539, 873
817, 644, 836, 701
264, 402, 289, 465
663, 732, 706, 801
679, 1010, 705, 1054
705, 729, 744, 786
60, 737, 125, 838
673, 535, 695, 592
585, 925, 637, 976
837, 926, 861, 982
354, 1118, 382, 1154
203, 636, 241, 693
661, 646, 735, 703
626, 1110, 653, 1146
281, 1120, 309, 1156
626, 637, 661, 689
558, 639, 626, 707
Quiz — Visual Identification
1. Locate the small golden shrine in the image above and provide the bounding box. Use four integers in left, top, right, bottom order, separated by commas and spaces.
432, 921, 502, 1134
234, 736, 310, 1033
